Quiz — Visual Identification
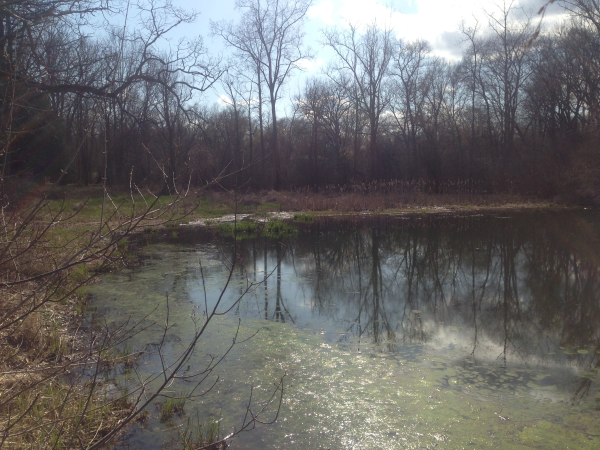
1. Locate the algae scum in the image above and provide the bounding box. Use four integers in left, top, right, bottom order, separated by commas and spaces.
91, 212, 600, 449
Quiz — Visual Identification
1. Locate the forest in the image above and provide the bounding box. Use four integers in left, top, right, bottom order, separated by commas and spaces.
1, 0, 600, 204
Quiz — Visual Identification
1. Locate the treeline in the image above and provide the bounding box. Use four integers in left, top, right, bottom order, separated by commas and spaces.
2, 0, 600, 202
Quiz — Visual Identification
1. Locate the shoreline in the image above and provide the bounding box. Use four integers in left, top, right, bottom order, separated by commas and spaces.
183, 201, 578, 227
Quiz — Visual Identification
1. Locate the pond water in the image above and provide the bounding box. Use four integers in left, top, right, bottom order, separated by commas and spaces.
90, 211, 600, 449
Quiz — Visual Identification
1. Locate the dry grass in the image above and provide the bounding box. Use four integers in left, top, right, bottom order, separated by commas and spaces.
188, 180, 550, 216
0, 280, 135, 448
0, 185, 159, 449
276, 190, 535, 212
0, 377, 131, 448
274, 180, 544, 212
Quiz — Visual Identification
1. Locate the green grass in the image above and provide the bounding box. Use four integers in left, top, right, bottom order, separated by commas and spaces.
160, 393, 187, 422
70, 264, 90, 283
215, 221, 259, 238
42, 187, 285, 230
178, 413, 224, 450
264, 219, 297, 237
215, 219, 297, 239
293, 212, 315, 223
192, 199, 233, 218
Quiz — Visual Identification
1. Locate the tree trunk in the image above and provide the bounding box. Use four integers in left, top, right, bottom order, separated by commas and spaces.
258, 66, 266, 186
270, 90, 281, 190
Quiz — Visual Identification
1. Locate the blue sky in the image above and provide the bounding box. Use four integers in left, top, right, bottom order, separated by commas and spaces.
169, 0, 564, 109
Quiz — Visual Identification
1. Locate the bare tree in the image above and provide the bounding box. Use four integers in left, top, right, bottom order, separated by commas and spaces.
322, 23, 394, 180
561, 0, 600, 32
390, 39, 431, 178
296, 79, 325, 187
480, 1, 534, 180
220, 71, 250, 186
315, 79, 353, 184
421, 57, 451, 191
460, 19, 484, 190
212, 0, 313, 190
296, 78, 353, 185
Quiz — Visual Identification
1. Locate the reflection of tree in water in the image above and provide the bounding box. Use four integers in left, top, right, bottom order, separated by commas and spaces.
242, 240, 296, 324
273, 241, 295, 324
230, 212, 600, 398
305, 226, 398, 350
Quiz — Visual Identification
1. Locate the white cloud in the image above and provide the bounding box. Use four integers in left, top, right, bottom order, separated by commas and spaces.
295, 57, 324, 71
306, 0, 566, 61
307, 0, 477, 57
217, 94, 232, 105
390, 0, 491, 54
217, 94, 259, 107
337, 0, 399, 29
307, 1, 336, 26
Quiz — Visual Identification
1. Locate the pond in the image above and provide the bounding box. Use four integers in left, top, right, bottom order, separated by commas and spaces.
90, 210, 600, 449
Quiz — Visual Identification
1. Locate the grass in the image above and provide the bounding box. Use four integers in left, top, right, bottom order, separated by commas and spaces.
47, 325, 67, 360
105, 342, 133, 361
160, 394, 187, 422
293, 212, 315, 223
36, 182, 557, 234
277, 189, 539, 212
70, 264, 90, 283
0, 304, 140, 446
0, 377, 131, 448
215, 221, 258, 236
215, 219, 297, 239
0, 185, 158, 448
264, 219, 296, 237
38, 186, 278, 232
178, 413, 226, 450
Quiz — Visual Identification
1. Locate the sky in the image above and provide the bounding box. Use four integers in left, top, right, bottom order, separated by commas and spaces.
173, 0, 565, 109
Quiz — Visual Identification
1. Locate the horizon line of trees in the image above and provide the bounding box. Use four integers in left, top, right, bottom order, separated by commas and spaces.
2, 0, 600, 203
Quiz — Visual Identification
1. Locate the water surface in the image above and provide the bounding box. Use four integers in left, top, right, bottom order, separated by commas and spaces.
91, 211, 600, 449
